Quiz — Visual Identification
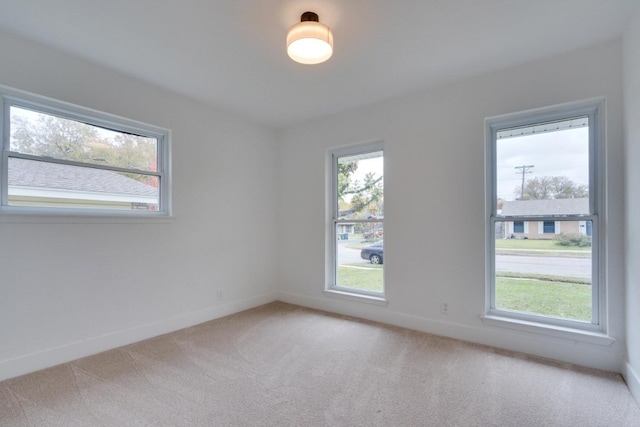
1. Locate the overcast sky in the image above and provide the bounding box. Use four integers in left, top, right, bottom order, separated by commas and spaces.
342, 152, 384, 186
345, 130, 588, 203
496, 127, 589, 201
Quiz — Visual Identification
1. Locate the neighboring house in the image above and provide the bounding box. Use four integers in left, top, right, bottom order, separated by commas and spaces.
499, 198, 591, 239
8, 158, 159, 210
336, 212, 384, 239
336, 223, 354, 235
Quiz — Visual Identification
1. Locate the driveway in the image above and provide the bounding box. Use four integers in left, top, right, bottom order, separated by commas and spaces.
337, 240, 367, 264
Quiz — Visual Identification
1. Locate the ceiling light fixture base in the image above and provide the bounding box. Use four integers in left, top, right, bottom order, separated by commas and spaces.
287, 11, 333, 65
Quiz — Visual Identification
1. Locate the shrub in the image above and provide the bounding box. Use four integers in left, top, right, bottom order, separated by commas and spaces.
553, 233, 592, 247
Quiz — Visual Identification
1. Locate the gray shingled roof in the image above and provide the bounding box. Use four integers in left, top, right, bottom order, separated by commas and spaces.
9, 158, 157, 196
501, 198, 589, 216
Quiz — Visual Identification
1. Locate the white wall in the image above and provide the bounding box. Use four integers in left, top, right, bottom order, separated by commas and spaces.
623, 6, 640, 404
277, 40, 626, 372
0, 30, 278, 380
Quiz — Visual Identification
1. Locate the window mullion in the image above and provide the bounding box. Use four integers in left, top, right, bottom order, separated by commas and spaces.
7, 151, 161, 177
1, 149, 8, 207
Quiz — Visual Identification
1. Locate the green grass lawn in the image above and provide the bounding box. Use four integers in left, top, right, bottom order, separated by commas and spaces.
496, 276, 591, 321
495, 239, 591, 258
335, 263, 589, 321
337, 264, 383, 292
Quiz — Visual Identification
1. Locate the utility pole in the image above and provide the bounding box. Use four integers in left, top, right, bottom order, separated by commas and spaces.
515, 165, 534, 199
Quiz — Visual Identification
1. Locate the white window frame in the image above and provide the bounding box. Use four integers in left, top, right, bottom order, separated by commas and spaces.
326, 141, 386, 303
485, 98, 605, 333
0, 85, 172, 221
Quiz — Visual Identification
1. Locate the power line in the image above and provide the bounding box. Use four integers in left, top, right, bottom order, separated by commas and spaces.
515, 165, 534, 199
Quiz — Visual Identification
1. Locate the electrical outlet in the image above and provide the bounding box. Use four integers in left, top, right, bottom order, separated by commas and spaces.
441, 302, 449, 314
216, 289, 223, 301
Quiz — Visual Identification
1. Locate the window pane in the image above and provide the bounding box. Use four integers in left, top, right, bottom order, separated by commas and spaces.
334, 148, 384, 293
8, 157, 159, 210
488, 102, 601, 328
336, 222, 383, 292
494, 220, 592, 321
337, 150, 384, 220
10, 106, 158, 172
496, 118, 589, 214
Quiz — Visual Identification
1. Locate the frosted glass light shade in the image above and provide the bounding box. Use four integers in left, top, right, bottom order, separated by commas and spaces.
287, 19, 333, 65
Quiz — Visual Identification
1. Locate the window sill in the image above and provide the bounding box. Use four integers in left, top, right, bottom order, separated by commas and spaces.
0, 211, 176, 224
481, 314, 615, 346
323, 288, 388, 306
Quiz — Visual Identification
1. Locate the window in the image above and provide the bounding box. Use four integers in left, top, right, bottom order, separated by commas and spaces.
486, 99, 603, 331
0, 87, 171, 216
513, 221, 524, 233
542, 221, 556, 234
329, 143, 384, 298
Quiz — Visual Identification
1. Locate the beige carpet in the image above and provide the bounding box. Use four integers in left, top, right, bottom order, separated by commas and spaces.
1, 302, 638, 426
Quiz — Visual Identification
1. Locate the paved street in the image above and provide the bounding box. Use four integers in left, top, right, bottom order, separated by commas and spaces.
496, 254, 591, 278
338, 240, 591, 278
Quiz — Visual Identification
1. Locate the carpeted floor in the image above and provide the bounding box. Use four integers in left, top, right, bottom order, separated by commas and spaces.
1, 302, 639, 426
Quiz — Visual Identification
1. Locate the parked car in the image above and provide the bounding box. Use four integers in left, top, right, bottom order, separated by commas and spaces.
360, 240, 383, 264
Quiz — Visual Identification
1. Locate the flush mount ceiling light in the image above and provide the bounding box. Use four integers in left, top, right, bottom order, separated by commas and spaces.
287, 11, 333, 65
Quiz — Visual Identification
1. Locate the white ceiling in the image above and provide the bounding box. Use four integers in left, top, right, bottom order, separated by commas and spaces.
0, 0, 637, 129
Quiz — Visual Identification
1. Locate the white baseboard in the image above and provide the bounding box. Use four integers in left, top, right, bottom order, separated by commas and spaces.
0, 292, 278, 382
3, 290, 629, 387
623, 362, 640, 406
275, 290, 624, 373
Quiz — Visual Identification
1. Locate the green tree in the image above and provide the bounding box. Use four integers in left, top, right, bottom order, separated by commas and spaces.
10, 110, 157, 185
337, 161, 359, 200
11, 113, 98, 162
337, 160, 383, 218
548, 176, 588, 199
514, 176, 587, 200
